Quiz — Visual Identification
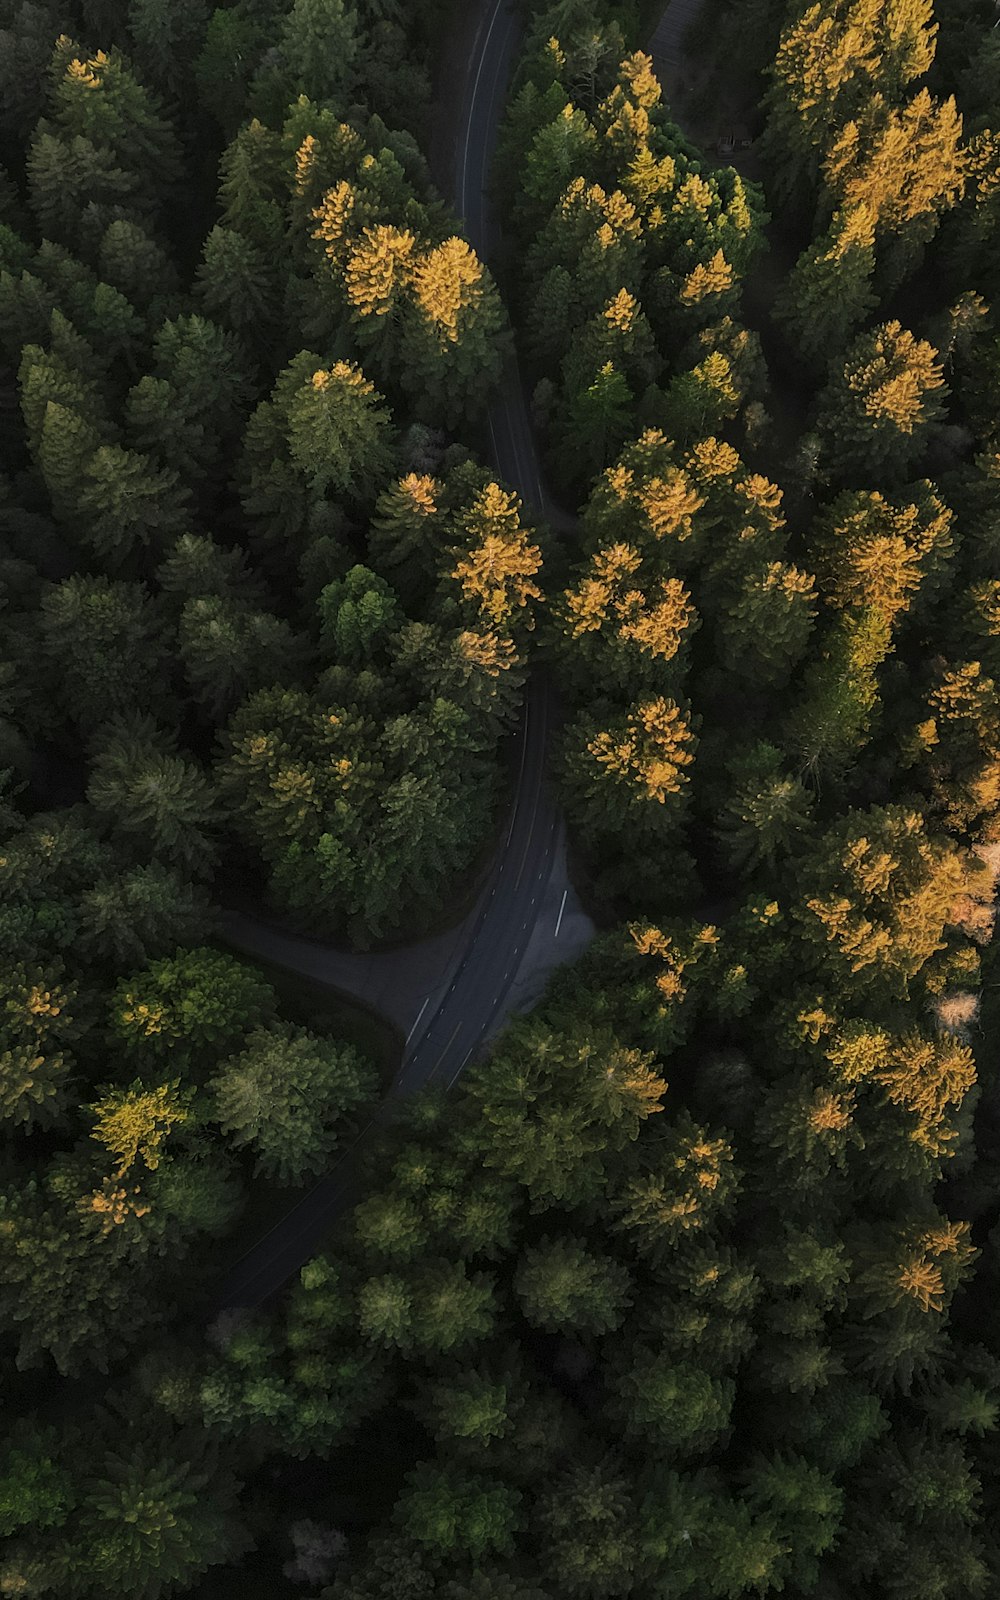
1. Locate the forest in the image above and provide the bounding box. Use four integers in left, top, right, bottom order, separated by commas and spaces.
1, 0, 1000, 1594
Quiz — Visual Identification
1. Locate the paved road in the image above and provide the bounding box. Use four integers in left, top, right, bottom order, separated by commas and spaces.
212, 0, 586, 1312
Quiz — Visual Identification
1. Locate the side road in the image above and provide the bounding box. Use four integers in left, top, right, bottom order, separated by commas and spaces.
213, 0, 594, 1311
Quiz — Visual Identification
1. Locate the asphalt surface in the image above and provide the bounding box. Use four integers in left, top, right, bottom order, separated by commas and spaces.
212, 0, 576, 1312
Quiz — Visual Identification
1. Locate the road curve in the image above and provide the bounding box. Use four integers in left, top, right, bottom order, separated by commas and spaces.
212, 0, 578, 1312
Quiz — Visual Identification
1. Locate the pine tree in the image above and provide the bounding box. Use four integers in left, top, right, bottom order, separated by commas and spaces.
823, 88, 966, 281
210, 1022, 375, 1183
811, 482, 954, 627
538, 1461, 639, 1599
368, 472, 443, 595
77, 443, 190, 564
715, 742, 815, 871
88, 1078, 190, 1178
40, 575, 173, 731
609, 1347, 734, 1456
761, 0, 938, 197
775, 204, 878, 364
815, 319, 948, 483
217, 118, 286, 256
318, 565, 402, 667
784, 605, 892, 781
794, 804, 971, 999
344, 223, 418, 368
514, 1235, 632, 1334
0, 1045, 74, 1131
401, 238, 509, 426
195, 225, 276, 335
109, 946, 274, 1066
79, 863, 213, 969
86, 720, 219, 878
719, 561, 817, 688
447, 482, 543, 632
278, 0, 360, 106
562, 696, 697, 853
242, 353, 395, 547
462, 1019, 666, 1210
178, 595, 304, 722
395, 1466, 520, 1563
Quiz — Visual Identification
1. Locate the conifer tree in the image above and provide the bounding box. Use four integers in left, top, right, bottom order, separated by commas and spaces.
815, 320, 948, 482
39, 575, 173, 732
794, 804, 971, 999
401, 238, 508, 426
761, 0, 938, 197
86, 719, 219, 878
514, 1236, 632, 1335
715, 743, 815, 871
562, 695, 697, 859
210, 1022, 375, 1185
177, 595, 304, 722
278, 0, 360, 107
776, 205, 878, 364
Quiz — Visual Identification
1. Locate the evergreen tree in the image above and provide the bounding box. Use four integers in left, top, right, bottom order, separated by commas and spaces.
514, 1236, 632, 1335
815, 320, 948, 483
39, 575, 174, 732
210, 1022, 375, 1184
86, 719, 219, 878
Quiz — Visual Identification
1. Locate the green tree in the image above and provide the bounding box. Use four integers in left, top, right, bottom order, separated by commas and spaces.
538, 1460, 639, 1599
718, 560, 817, 688
86, 720, 219, 878
126, 0, 209, 102
318, 565, 402, 667
395, 1465, 520, 1563
278, 0, 360, 105
210, 1022, 375, 1184
79, 862, 213, 969
609, 1349, 734, 1456
715, 742, 815, 871
775, 204, 878, 364
108, 946, 274, 1067
514, 1236, 632, 1335
461, 1019, 666, 1210
0, 1045, 74, 1131
40, 576, 174, 732
0, 1411, 249, 1597
195, 224, 277, 334
96, 220, 176, 316
177, 594, 304, 721
241, 352, 395, 549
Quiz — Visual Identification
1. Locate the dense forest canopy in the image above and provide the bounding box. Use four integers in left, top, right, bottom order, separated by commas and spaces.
2, 0, 1000, 1595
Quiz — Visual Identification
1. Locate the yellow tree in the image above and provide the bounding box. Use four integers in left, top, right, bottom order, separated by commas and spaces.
761, 0, 937, 196
811, 483, 954, 628
583, 430, 706, 567
344, 223, 417, 366
558, 543, 698, 691
401, 236, 508, 425
563, 696, 698, 884
823, 89, 966, 279
815, 320, 947, 482
447, 482, 542, 633
795, 805, 972, 998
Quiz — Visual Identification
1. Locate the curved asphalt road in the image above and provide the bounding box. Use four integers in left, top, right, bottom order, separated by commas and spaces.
213, 0, 571, 1311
